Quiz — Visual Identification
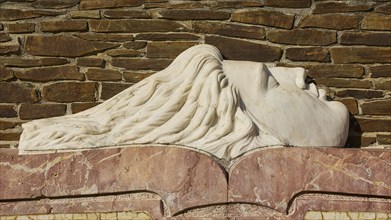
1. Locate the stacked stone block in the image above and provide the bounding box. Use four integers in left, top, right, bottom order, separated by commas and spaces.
0, 0, 390, 149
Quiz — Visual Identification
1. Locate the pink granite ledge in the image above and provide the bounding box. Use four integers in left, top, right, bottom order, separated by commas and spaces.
228, 147, 391, 213
0, 146, 228, 215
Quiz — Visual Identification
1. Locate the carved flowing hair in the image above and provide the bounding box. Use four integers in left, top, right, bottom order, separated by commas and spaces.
20, 44, 284, 159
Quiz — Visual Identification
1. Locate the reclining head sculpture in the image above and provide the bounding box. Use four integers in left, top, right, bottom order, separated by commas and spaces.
19, 44, 349, 160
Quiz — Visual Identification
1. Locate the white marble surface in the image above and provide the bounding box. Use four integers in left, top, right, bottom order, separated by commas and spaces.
19, 44, 349, 159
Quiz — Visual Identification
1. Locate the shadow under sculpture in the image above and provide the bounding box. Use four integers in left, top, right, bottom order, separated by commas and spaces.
19, 44, 349, 160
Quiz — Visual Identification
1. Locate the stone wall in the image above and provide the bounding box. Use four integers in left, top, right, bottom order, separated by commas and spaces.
0, 0, 390, 149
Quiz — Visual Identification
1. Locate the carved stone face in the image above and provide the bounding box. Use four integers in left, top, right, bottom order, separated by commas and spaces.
223, 60, 349, 147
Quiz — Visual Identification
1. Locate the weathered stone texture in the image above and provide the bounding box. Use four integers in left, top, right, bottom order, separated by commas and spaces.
330, 47, 391, 64
299, 14, 359, 30
40, 21, 88, 32
111, 58, 172, 70
361, 100, 391, 115
336, 89, 383, 99
90, 20, 187, 33
0, 33, 11, 42
0, 83, 38, 103
0, 67, 14, 81
0, 9, 41, 21
15, 65, 84, 82
285, 47, 329, 62
375, 2, 391, 14
316, 78, 372, 89
193, 21, 265, 40
123, 41, 147, 50
267, 30, 336, 45
374, 79, 391, 90
0, 132, 21, 141
32, 0, 80, 9
362, 14, 391, 30
76, 57, 105, 67
19, 104, 67, 120
86, 68, 122, 81
0, 40, 20, 55
338, 98, 358, 115
147, 41, 198, 59
101, 83, 132, 99
356, 117, 391, 132
0, 120, 17, 130
79, 0, 144, 9
6, 23, 35, 33
0, 58, 69, 68
340, 32, 391, 46
313, 2, 373, 14
280, 64, 364, 78
263, 0, 310, 8
157, 9, 230, 20
377, 134, 391, 145
124, 72, 154, 83
42, 82, 98, 102
25, 35, 118, 57
206, 36, 281, 62
106, 49, 144, 57
75, 33, 134, 42
71, 102, 101, 113
69, 11, 101, 19
135, 33, 200, 41
103, 10, 151, 19
232, 10, 294, 29
0, 105, 17, 118
370, 65, 391, 78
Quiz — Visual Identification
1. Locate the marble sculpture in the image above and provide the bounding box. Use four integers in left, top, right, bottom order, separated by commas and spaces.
19, 44, 349, 159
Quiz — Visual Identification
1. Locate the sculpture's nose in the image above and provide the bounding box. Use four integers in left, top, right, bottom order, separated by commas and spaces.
294, 67, 307, 89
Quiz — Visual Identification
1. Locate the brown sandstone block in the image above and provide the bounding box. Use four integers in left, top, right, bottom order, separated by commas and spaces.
32, 0, 79, 9
0, 58, 69, 68
193, 21, 265, 40
232, 10, 294, 29
0, 9, 41, 21
263, 0, 310, 8
374, 79, 391, 90
336, 89, 383, 99
19, 104, 67, 120
206, 36, 281, 62
147, 41, 198, 59
362, 14, 391, 30
377, 134, 391, 144
267, 29, 336, 45
69, 11, 101, 19
0, 132, 21, 141
15, 65, 84, 82
0, 67, 14, 81
361, 100, 391, 115
135, 33, 200, 41
370, 65, 391, 78
285, 47, 329, 62
338, 98, 358, 115
0, 83, 38, 103
6, 23, 35, 33
299, 14, 359, 30
101, 82, 132, 100
356, 117, 391, 132
124, 71, 154, 83
90, 20, 187, 33
40, 20, 88, 32
0, 121, 17, 130
313, 2, 373, 14
0, 33, 12, 42
76, 57, 105, 67
0, 105, 17, 118
0, 41, 20, 55
375, 2, 391, 14
86, 68, 122, 81
330, 47, 391, 64
123, 41, 147, 50
42, 82, 98, 102
25, 35, 118, 57
75, 33, 133, 42
281, 64, 364, 78
111, 58, 172, 70
106, 49, 144, 57
103, 10, 151, 19
157, 9, 230, 20
71, 102, 101, 113
316, 78, 372, 89
79, 0, 144, 9
340, 32, 391, 46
